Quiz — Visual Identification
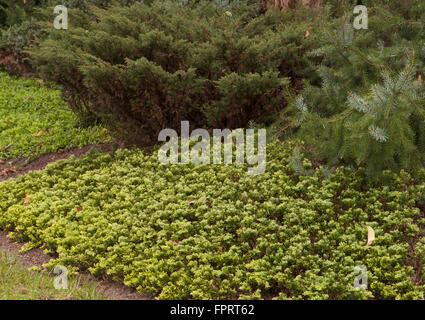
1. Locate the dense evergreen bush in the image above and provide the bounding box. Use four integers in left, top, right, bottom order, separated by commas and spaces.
0, 1, 145, 74
272, 0, 425, 181
0, 0, 54, 73
0, 0, 28, 28
0, 0, 56, 27
28, 1, 324, 145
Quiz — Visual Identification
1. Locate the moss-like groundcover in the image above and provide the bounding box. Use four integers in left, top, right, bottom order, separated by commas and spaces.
0, 72, 111, 160
1, 141, 425, 299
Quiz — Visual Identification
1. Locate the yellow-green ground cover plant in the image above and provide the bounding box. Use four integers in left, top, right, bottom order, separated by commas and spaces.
1, 141, 425, 299
0, 71, 111, 160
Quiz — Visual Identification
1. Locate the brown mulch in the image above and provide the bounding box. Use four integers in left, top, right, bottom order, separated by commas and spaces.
0, 143, 115, 182
0, 142, 153, 300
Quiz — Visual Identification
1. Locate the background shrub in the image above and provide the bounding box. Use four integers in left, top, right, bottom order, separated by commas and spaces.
0, 0, 54, 74
271, 0, 425, 181
28, 1, 324, 145
0, 0, 144, 74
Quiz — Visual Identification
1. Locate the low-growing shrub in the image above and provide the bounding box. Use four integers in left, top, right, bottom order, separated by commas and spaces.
0, 0, 29, 28
28, 1, 325, 146
0, 17, 43, 64
0, 0, 55, 74
0, 0, 144, 74
1, 141, 425, 299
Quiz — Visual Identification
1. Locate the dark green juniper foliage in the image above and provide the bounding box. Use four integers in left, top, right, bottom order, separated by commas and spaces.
0, 1, 148, 72
275, 1, 425, 181
0, 0, 27, 27
0, 0, 55, 72
28, 1, 324, 146
59, 0, 152, 11
0, 0, 56, 27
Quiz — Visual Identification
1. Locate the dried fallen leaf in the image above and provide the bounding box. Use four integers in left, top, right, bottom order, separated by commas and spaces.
304, 29, 310, 39
367, 226, 375, 246
1, 168, 16, 176
0, 143, 12, 152
35, 130, 47, 137
76, 207, 83, 212
24, 192, 29, 206
418, 74, 422, 82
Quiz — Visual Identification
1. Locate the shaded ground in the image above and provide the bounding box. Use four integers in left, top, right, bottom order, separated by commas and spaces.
0, 143, 115, 182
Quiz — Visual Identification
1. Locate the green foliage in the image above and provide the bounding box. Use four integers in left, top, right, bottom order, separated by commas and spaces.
0, 251, 106, 300
0, 71, 111, 160
273, 2, 425, 181
59, 0, 150, 11
0, 0, 57, 27
0, 0, 27, 27
1, 140, 425, 299
28, 1, 324, 146
0, 0, 56, 74
0, 0, 142, 73
0, 17, 44, 59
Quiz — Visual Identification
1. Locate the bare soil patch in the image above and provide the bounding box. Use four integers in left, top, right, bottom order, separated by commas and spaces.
0, 143, 114, 182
